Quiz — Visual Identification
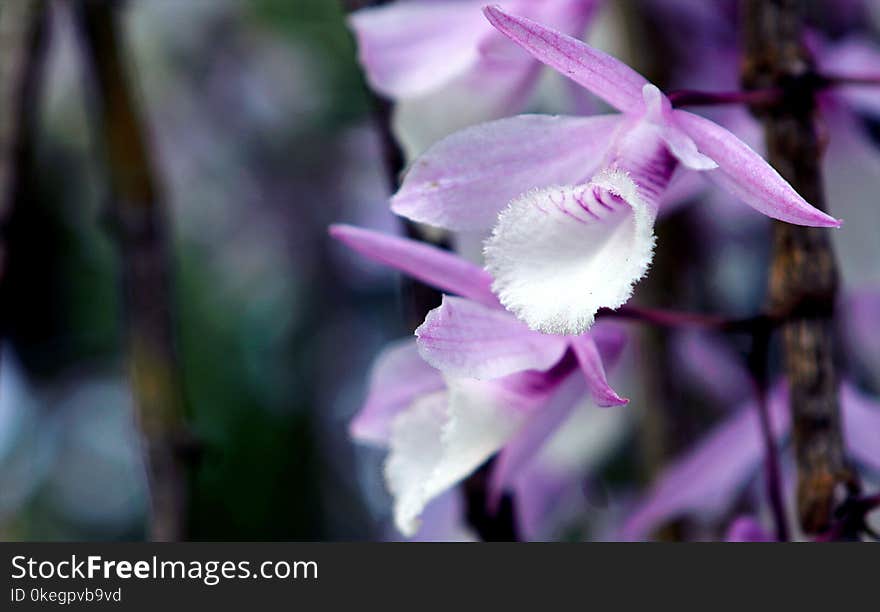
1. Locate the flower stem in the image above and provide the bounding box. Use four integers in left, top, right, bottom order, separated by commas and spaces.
748, 326, 790, 541
598, 305, 767, 333
820, 74, 880, 88
755, 386, 790, 541
668, 88, 783, 108
741, 0, 859, 536
668, 73, 880, 110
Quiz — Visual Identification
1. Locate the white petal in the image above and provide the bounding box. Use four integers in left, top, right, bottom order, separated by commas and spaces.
485, 171, 657, 335
385, 378, 530, 537
385, 392, 448, 537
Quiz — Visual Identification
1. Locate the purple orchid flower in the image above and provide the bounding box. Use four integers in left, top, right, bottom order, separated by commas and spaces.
725, 516, 773, 542
330, 224, 628, 535
619, 325, 880, 541
349, 0, 601, 157
390, 6, 840, 335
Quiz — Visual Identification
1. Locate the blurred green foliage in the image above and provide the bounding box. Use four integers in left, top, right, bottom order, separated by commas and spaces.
250, 0, 372, 127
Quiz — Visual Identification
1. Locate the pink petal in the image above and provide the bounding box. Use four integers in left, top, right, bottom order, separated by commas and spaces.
725, 516, 773, 542
329, 224, 499, 308
392, 113, 622, 231
483, 5, 649, 114
415, 296, 569, 380
673, 110, 842, 227
569, 334, 628, 407
619, 385, 791, 541
597, 111, 679, 211
349, 0, 490, 98
350, 338, 445, 446
841, 383, 880, 474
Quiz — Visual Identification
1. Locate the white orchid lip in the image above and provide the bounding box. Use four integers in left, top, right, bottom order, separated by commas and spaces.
484, 170, 657, 335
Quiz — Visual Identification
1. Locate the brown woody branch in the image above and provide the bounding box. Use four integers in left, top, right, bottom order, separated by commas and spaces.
75, 0, 191, 541
741, 0, 859, 535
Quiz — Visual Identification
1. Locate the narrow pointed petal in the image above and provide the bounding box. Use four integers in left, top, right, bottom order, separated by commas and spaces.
726, 516, 773, 542
570, 334, 628, 407
485, 172, 656, 335
351, 339, 445, 445
841, 383, 880, 473
483, 5, 649, 114
415, 296, 569, 380
489, 373, 584, 507
392, 114, 622, 231
349, 1, 489, 98
329, 224, 498, 308
385, 377, 534, 536
673, 110, 841, 227
619, 387, 790, 541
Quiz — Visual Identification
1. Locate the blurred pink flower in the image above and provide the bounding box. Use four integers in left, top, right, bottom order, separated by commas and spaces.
349, 0, 601, 156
